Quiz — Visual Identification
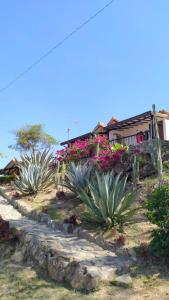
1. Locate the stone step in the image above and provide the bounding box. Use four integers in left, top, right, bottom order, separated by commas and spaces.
0, 196, 130, 291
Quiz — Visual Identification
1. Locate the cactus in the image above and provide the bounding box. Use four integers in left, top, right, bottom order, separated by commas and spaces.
152, 104, 163, 186
132, 155, 140, 187
55, 161, 67, 190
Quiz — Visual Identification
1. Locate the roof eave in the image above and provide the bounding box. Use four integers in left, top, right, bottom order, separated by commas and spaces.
106, 110, 152, 131
60, 132, 93, 146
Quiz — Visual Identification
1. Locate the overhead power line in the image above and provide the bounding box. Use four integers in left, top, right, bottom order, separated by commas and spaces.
0, 0, 115, 93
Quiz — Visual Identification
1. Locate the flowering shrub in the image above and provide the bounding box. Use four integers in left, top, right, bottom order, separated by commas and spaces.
56, 136, 140, 172
56, 139, 91, 163
92, 146, 127, 171
92, 135, 109, 146
56, 136, 107, 162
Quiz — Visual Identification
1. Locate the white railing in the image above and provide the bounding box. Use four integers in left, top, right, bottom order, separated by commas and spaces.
110, 133, 148, 146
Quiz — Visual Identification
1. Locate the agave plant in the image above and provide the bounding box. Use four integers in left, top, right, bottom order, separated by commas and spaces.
14, 150, 55, 195
61, 161, 93, 196
78, 170, 137, 227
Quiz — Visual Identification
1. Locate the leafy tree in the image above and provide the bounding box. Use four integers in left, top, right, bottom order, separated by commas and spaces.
9, 124, 58, 152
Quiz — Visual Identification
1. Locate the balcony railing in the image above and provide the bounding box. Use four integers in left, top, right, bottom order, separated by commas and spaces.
110, 132, 150, 146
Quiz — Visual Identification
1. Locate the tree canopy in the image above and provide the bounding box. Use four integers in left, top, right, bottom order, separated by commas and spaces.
9, 124, 58, 152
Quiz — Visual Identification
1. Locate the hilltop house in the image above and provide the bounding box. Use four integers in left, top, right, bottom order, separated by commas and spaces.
61, 110, 169, 147
0, 159, 19, 176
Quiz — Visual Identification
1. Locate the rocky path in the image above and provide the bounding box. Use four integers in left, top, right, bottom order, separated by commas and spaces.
0, 195, 131, 291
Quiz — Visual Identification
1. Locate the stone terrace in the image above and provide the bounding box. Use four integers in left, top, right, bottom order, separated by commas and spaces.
0, 195, 131, 291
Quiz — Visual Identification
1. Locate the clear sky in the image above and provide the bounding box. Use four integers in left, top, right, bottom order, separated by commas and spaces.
1, 0, 169, 167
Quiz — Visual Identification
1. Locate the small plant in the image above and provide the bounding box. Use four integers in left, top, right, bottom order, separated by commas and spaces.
12, 191, 20, 199
77, 170, 137, 228
111, 227, 126, 244
0, 216, 15, 241
56, 190, 65, 199
41, 207, 48, 214
61, 162, 93, 196
111, 143, 128, 152
64, 214, 80, 226
14, 150, 55, 195
144, 184, 169, 255
163, 160, 169, 170
116, 234, 126, 245
111, 227, 117, 236
0, 175, 15, 184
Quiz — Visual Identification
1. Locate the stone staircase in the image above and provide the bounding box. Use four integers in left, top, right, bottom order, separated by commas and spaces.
0, 196, 131, 291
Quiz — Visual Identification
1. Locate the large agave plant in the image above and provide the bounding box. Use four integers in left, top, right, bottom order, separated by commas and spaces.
14, 150, 55, 195
78, 170, 137, 227
61, 162, 93, 196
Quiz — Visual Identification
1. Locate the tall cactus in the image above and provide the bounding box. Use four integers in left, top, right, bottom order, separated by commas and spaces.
132, 155, 140, 188
152, 104, 163, 186
55, 161, 67, 190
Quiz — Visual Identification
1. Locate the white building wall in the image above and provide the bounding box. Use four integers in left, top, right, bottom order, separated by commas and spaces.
163, 119, 169, 140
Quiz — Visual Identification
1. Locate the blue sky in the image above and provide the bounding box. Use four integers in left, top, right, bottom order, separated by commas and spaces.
1, 0, 169, 167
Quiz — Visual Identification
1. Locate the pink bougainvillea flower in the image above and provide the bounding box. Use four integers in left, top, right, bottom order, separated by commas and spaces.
93, 135, 108, 145
74, 139, 89, 149
55, 135, 129, 171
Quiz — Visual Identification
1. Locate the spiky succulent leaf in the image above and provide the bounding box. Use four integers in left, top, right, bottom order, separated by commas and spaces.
77, 170, 136, 227
14, 150, 54, 195
61, 162, 93, 196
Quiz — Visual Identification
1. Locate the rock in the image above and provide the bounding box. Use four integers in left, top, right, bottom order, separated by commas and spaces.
62, 223, 69, 232
67, 224, 74, 234
11, 250, 24, 263
127, 248, 137, 262
40, 213, 50, 223
48, 256, 69, 282
112, 274, 133, 288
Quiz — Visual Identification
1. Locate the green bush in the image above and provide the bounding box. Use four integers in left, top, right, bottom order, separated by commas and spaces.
0, 175, 15, 184
163, 160, 169, 170
77, 170, 137, 227
144, 184, 169, 255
